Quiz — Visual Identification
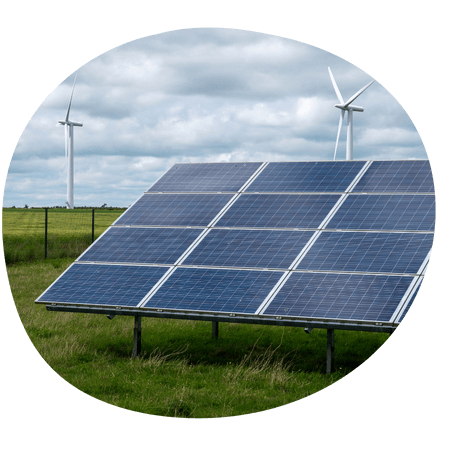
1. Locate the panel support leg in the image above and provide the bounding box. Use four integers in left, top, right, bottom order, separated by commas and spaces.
132, 316, 142, 358
327, 329, 335, 374
212, 321, 219, 340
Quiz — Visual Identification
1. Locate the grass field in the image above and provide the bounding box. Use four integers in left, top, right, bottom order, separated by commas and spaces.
4, 209, 390, 418
8, 258, 389, 417
2, 208, 124, 264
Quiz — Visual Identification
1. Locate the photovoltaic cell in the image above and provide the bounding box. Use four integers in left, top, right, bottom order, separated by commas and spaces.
326, 194, 435, 231
246, 161, 365, 192
115, 193, 234, 227
143, 267, 283, 314
216, 194, 341, 229
147, 162, 262, 192
264, 272, 413, 322
353, 160, 434, 193
183, 229, 315, 269
78, 227, 203, 265
296, 231, 433, 274
36, 264, 169, 307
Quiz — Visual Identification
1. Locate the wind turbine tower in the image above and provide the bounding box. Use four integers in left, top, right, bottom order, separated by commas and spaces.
328, 67, 374, 161
57, 74, 83, 209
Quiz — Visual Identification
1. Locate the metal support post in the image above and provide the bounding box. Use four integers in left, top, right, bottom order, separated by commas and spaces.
212, 321, 219, 339
326, 329, 335, 374
132, 316, 142, 358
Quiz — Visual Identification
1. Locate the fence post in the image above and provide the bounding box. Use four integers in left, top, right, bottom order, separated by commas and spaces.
92, 208, 95, 243
44, 207, 48, 259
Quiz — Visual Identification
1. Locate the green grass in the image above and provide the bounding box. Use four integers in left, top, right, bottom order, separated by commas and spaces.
3, 209, 390, 417
2, 208, 124, 264
7, 258, 389, 418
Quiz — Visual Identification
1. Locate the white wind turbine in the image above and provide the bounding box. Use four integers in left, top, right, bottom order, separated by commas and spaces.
328, 67, 374, 161
57, 74, 83, 209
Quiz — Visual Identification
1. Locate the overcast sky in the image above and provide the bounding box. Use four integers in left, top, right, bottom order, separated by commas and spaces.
4, 28, 427, 208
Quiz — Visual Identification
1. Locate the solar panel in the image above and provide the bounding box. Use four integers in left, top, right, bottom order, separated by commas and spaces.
246, 161, 366, 192
296, 231, 433, 274
115, 193, 234, 227
78, 227, 203, 265
148, 162, 262, 192
326, 194, 435, 231
36, 264, 169, 308
183, 228, 315, 269
142, 267, 283, 314
262, 272, 414, 322
353, 160, 434, 193
216, 194, 341, 229
37, 159, 434, 349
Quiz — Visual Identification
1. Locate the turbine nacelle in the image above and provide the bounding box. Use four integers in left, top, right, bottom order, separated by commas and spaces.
57, 120, 83, 127
334, 104, 364, 112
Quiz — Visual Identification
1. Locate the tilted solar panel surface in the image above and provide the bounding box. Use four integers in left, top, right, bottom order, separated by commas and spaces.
36, 160, 434, 329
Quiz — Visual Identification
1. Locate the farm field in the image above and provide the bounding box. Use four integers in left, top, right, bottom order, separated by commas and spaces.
2, 208, 125, 264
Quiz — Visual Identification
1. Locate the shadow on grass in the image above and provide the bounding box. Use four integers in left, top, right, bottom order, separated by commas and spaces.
79, 317, 389, 375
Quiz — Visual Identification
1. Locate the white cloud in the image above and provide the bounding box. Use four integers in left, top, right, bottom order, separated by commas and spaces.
3, 28, 428, 207
359, 127, 422, 147
236, 103, 291, 126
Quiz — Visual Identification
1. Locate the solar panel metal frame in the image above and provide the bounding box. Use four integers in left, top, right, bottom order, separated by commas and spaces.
37, 159, 433, 337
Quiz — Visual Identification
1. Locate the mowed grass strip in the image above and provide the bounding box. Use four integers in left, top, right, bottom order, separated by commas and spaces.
7, 258, 389, 418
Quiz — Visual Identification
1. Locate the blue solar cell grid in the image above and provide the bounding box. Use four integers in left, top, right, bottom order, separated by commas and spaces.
36, 264, 169, 307
78, 227, 203, 265
36, 160, 435, 329
264, 272, 414, 322
148, 162, 262, 192
326, 194, 435, 231
217, 194, 341, 229
115, 193, 234, 227
296, 231, 433, 274
183, 229, 315, 269
247, 161, 365, 192
143, 267, 283, 314
353, 161, 434, 193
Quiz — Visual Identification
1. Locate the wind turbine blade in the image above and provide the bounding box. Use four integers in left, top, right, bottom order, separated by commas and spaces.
65, 73, 78, 122
328, 67, 344, 104
343, 80, 374, 108
334, 110, 345, 161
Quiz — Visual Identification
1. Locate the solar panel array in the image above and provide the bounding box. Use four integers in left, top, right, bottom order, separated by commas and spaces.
37, 160, 434, 328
